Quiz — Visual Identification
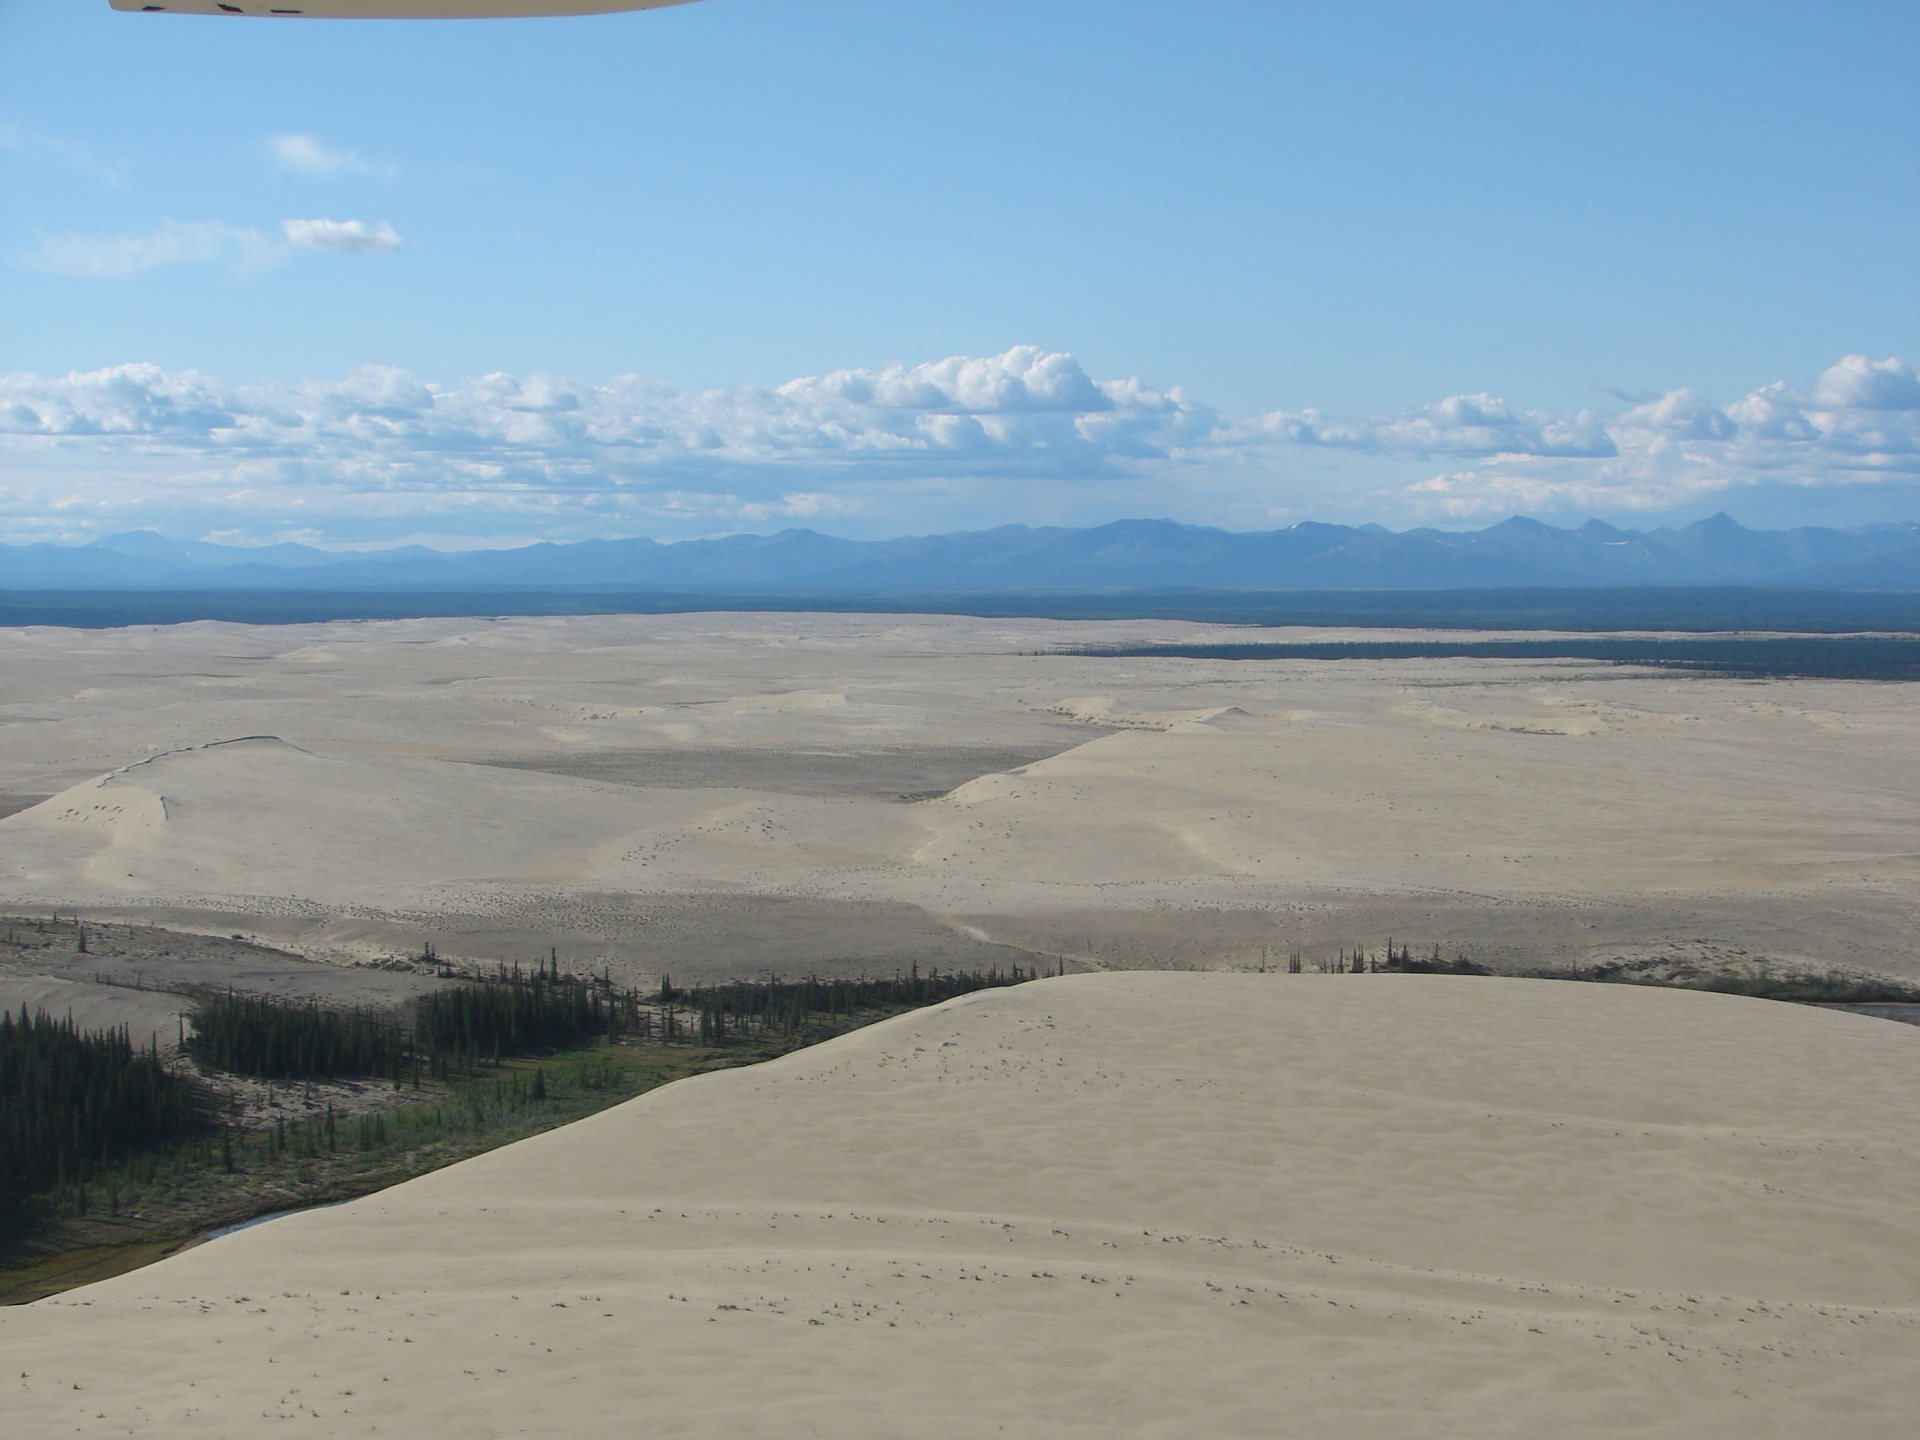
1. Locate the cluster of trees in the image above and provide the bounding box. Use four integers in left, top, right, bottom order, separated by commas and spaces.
0, 1009, 203, 1224
6, 955, 1055, 1223
187, 958, 1055, 1086
187, 993, 407, 1082
1375, 941, 1488, 975
663, 961, 1052, 1046
412, 960, 646, 1076
187, 959, 646, 1084
1257, 942, 1485, 974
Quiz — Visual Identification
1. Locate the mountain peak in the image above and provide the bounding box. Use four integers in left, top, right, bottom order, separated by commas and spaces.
1691, 511, 1749, 534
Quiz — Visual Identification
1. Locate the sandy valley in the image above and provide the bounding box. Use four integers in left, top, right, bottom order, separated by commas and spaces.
0, 611, 1913, 1009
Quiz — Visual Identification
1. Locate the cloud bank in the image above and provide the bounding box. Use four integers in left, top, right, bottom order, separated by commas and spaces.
1, 349, 1914, 545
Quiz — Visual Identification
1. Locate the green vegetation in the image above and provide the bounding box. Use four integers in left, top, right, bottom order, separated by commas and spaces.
1047, 636, 1920, 681
186, 959, 1049, 1084
187, 993, 408, 1082
0, 1010, 205, 1227
186, 959, 636, 1083
2, 959, 1051, 1302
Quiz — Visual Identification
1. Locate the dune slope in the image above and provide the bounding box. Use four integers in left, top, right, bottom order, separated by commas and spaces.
6, 973, 1916, 1438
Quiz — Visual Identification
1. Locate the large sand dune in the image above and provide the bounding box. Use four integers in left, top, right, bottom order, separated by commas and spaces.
0, 613, 1914, 986
6, 974, 1916, 1437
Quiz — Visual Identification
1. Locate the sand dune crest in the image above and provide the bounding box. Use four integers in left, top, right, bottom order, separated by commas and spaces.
6, 974, 1915, 1438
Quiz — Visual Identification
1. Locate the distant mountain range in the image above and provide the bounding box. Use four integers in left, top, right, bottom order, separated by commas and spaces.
3, 515, 1918, 593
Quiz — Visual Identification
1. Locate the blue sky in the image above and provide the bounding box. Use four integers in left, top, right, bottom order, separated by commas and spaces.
2, 0, 1917, 549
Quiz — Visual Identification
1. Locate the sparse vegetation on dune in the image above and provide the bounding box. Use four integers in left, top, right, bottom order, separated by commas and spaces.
1331, 940, 1920, 1005
1554, 957, 1920, 1006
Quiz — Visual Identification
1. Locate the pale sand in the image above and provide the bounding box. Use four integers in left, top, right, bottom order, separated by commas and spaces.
5, 974, 1916, 1437
0, 613, 1914, 994
0, 975, 186, 1051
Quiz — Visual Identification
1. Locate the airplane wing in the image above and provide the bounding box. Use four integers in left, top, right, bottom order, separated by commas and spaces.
110, 1, 698, 16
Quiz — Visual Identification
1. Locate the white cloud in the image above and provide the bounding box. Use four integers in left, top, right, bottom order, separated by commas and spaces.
779, 346, 1113, 414
18, 216, 405, 278
1811, 354, 1920, 411
1243, 392, 1615, 459
1614, 388, 1737, 443
19, 220, 275, 280
1396, 362, 1920, 518
266, 133, 396, 181
0, 121, 125, 185
281, 218, 404, 254
1, 351, 1915, 543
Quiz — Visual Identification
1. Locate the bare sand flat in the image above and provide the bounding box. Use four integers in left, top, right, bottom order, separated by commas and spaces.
0, 613, 1914, 992
5, 974, 1916, 1438
0, 975, 186, 1051
0, 917, 446, 1030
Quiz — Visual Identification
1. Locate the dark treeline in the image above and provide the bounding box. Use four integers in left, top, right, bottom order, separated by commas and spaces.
1, 1009, 204, 1222
1047, 636, 1920, 681
187, 958, 1052, 1084
1264, 942, 1488, 975
187, 993, 409, 1082
187, 961, 630, 1084
661, 960, 1049, 1045
412, 961, 646, 1076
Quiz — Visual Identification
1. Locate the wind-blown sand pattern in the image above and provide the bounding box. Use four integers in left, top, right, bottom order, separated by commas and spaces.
5, 975, 1916, 1438
0, 613, 1914, 991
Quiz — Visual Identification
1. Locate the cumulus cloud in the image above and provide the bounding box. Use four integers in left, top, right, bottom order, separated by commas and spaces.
1, 350, 1915, 543
266, 133, 396, 181
779, 347, 1113, 414
281, 218, 404, 254
1397, 359, 1920, 518
1811, 354, 1920, 411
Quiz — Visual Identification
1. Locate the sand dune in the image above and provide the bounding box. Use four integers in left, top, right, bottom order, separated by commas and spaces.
0, 733, 912, 906
6, 974, 1915, 1437
0, 613, 1914, 981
